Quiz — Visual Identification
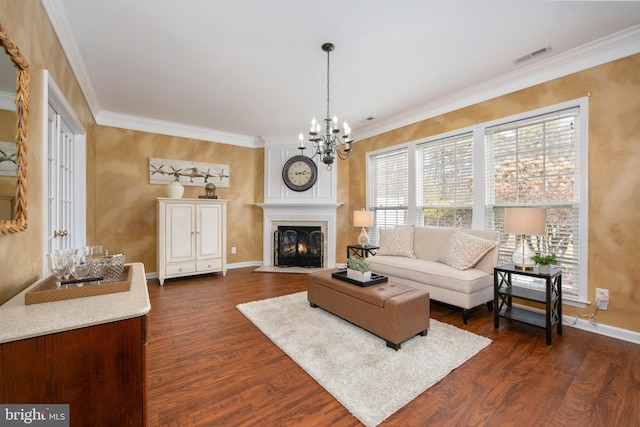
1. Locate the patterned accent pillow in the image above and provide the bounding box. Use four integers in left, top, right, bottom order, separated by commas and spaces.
437, 230, 497, 270
376, 226, 416, 258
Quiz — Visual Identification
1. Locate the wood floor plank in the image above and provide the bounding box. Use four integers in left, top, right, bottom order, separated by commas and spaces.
146, 267, 640, 426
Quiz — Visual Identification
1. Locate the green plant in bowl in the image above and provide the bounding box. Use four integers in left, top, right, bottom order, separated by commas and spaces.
347, 256, 371, 272
530, 253, 557, 265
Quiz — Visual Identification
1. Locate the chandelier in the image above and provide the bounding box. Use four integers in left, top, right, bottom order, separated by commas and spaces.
298, 42, 354, 169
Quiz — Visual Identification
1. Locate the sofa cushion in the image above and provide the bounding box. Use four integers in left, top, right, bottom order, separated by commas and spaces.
368, 255, 491, 295
376, 226, 416, 258
437, 230, 498, 270
413, 226, 456, 261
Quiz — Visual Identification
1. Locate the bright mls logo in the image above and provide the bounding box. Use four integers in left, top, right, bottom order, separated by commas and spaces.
0, 405, 69, 426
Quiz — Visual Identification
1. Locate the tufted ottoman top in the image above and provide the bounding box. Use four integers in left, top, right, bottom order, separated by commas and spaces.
308, 270, 418, 308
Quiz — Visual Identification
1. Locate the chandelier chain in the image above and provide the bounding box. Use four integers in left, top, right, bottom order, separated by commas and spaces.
326, 47, 330, 120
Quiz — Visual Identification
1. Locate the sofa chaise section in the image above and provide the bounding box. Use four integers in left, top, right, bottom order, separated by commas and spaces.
367, 226, 500, 324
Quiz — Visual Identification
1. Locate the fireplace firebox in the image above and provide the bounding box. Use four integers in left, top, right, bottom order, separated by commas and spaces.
274, 226, 323, 268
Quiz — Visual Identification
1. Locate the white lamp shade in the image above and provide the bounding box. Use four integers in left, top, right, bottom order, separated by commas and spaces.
353, 210, 374, 228
504, 208, 546, 235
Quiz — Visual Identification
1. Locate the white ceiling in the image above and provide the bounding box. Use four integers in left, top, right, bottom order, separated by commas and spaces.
43, 0, 640, 146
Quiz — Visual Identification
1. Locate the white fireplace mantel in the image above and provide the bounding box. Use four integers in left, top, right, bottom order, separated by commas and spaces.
257, 202, 342, 268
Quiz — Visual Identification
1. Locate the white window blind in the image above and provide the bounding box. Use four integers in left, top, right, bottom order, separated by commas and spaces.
416, 132, 473, 227
485, 107, 582, 296
367, 147, 409, 244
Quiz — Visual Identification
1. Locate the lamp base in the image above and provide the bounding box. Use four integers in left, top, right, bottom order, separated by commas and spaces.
512, 234, 535, 271
357, 227, 369, 248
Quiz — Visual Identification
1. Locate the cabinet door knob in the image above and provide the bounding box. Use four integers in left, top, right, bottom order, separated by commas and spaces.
178, 267, 183, 272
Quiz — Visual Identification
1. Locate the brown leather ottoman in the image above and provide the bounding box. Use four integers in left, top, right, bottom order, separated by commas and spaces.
307, 270, 430, 350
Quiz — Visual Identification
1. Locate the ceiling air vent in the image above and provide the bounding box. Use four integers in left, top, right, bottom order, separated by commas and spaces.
513, 44, 552, 65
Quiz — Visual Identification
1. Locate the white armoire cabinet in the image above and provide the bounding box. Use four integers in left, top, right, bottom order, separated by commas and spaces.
157, 198, 227, 285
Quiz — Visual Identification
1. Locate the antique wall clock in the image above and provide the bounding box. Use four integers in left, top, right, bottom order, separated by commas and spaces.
282, 155, 318, 192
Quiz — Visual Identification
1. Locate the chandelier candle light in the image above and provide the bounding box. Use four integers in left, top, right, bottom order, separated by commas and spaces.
503, 207, 546, 270
353, 209, 374, 247
298, 43, 354, 169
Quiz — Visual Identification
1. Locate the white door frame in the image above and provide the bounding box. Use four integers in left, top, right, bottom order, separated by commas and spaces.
42, 70, 87, 273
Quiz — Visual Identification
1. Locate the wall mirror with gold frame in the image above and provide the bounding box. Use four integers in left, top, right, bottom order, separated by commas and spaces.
0, 23, 29, 234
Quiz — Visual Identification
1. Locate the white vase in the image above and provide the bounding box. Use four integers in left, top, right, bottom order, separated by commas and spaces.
538, 264, 551, 274
347, 269, 372, 282
166, 181, 184, 198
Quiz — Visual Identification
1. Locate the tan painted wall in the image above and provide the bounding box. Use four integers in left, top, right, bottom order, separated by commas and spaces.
92, 126, 263, 271
0, 0, 96, 304
347, 54, 640, 332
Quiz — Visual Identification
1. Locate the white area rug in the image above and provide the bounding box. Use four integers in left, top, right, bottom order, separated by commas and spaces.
237, 292, 491, 427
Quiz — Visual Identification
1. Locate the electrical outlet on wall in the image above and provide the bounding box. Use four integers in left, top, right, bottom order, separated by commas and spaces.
596, 288, 609, 310
231, 246, 237, 254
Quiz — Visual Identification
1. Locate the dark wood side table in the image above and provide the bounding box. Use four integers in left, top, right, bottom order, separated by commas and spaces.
494, 263, 562, 345
347, 245, 379, 259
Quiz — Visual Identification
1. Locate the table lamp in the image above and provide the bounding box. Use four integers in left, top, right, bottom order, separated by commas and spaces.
353, 209, 374, 248
503, 207, 546, 270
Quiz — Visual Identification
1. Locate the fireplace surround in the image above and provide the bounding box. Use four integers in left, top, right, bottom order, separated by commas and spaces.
258, 202, 340, 269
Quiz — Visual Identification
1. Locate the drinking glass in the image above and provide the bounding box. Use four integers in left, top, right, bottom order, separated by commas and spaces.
61, 250, 73, 281
70, 251, 91, 284
48, 252, 71, 287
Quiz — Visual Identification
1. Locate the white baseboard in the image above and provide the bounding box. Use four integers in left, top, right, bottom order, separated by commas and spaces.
563, 316, 640, 345
511, 302, 640, 345
144, 261, 262, 281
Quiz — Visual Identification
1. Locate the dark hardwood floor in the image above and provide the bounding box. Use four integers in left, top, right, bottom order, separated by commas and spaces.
146, 267, 640, 426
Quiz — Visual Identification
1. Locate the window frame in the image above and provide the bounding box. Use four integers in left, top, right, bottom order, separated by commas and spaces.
416, 131, 475, 228
366, 145, 413, 244
365, 97, 589, 305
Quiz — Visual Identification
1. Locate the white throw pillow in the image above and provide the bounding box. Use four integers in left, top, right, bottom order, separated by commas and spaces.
376, 226, 416, 258
437, 230, 497, 270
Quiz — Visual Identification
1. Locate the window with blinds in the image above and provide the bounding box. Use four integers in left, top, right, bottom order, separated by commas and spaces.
485, 107, 582, 296
367, 147, 409, 244
364, 99, 587, 301
416, 132, 473, 227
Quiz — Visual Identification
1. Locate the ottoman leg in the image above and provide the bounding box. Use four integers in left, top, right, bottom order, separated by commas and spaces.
309, 302, 318, 308
419, 329, 428, 336
386, 341, 401, 351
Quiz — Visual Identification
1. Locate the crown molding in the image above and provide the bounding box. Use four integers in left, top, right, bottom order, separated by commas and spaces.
41, 0, 102, 121
41, 0, 262, 148
97, 111, 263, 148
42, 0, 639, 149
356, 24, 640, 141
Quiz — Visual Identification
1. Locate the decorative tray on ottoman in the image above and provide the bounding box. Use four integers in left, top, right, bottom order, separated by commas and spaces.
331, 270, 388, 287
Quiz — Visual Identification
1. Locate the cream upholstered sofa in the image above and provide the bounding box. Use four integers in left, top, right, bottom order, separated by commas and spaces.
366, 225, 500, 324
